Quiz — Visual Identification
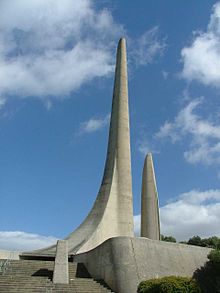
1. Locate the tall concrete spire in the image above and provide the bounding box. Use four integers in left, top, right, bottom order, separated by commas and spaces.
141, 153, 160, 240
25, 38, 134, 257
65, 37, 134, 254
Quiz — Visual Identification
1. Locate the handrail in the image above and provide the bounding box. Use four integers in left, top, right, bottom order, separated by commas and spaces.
0, 252, 13, 275
0, 259, 10, 275
0, 260, 4, 273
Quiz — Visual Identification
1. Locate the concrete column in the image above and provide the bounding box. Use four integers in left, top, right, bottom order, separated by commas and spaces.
141, 153, 160, 240
53, 240, 69, 284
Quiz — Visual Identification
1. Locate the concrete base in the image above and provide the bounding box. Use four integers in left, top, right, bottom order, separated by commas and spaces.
75, 236, 211, 293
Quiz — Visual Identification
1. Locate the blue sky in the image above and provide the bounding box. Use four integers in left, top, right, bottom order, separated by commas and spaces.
1, 0, 220, 251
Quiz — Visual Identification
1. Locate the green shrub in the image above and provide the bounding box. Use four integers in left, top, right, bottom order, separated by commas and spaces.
161, 235, 176, 243
208, 249, 220, 268
137, 276, 201, 293
194, 249, 220, 292
187, 236, 220, 249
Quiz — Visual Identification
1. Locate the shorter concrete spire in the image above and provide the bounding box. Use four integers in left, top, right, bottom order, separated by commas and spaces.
141, 153, 160, 240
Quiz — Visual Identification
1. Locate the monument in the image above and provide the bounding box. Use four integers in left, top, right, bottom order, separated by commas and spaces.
141, 153, 160, 240
0, 38, 212, 293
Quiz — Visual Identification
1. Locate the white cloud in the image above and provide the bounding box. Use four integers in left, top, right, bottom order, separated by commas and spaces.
181, 2, 220, 87
0, 98, 6, 109
134, 189, 220, 241
156, 121, 179, 143
156, 98, 220, 165
0, 231, 57, 251
131, 26, 166, 66
79, 114, 110, 134
134, 214, 141, 236
0, 0, 122, 106
0, 1, 165, 110
138, 139, 153, 156
161, 189, 220, 241
161, 70, 169, 79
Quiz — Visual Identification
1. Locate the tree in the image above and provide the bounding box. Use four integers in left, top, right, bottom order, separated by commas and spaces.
187, 236, 220, 249
208, 249, 220, 269
194, 249, 220, 293
187, 236, 204, 247
205, 236, 220, 249
161, 235, 176, 243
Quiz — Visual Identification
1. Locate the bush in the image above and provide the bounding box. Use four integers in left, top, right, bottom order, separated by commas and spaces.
161, 235, 177, 243
208, 249, 220, 268
137, 276, 201, 293
188, 236, 204, 247
194, 249, 220, 293
187, 236, 220, 249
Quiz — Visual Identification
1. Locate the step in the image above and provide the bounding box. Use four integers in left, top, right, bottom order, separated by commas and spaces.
0, 259, 114, 292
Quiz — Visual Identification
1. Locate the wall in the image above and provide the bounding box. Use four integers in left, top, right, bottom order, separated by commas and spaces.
75, 236, 211, 293
0, 250, 20, 260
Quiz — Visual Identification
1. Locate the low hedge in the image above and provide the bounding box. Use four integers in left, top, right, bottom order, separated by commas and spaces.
137, 276, 201, 293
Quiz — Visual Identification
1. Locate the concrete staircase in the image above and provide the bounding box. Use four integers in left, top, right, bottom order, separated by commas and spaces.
0, 259, 114, 292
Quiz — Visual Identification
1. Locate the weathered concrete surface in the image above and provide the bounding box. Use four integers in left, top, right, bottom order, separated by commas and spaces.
141, 153, 160, 240
0, 250, 20, 260
75, 236, 211, 293
23, 38, 134, 258
53, 240, 69, 284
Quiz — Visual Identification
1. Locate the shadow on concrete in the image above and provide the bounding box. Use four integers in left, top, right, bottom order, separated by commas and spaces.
75, 263, 91, 278
32, 269, 53, 280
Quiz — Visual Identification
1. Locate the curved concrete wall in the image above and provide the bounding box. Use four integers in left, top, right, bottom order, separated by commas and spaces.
75, 236, 211, 293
